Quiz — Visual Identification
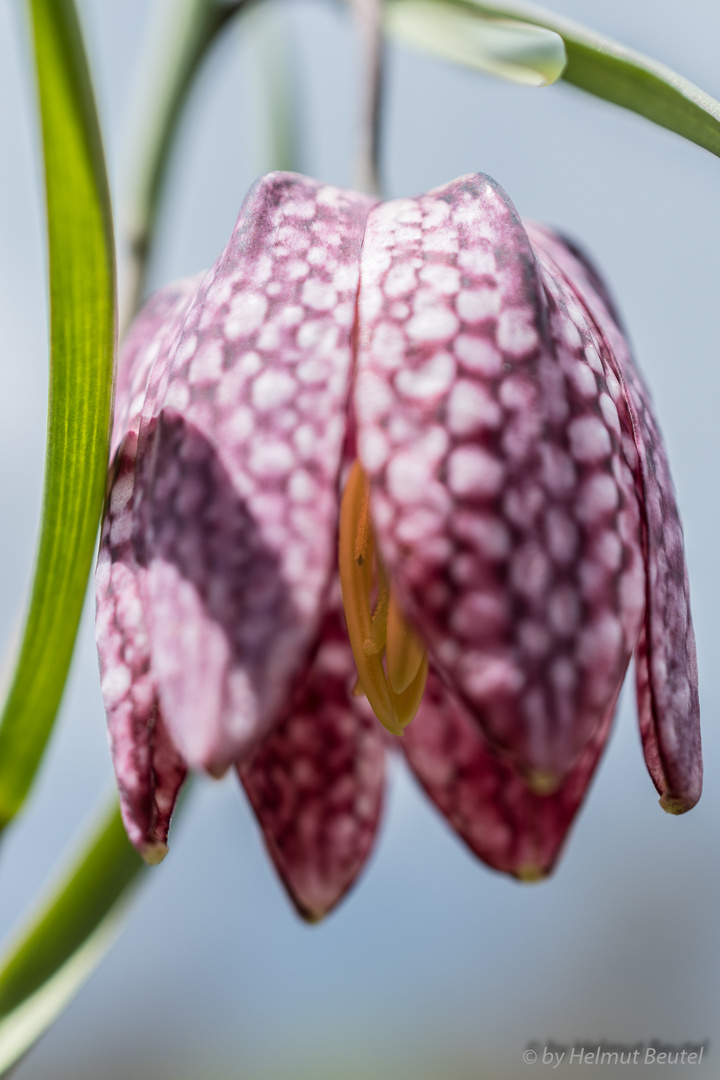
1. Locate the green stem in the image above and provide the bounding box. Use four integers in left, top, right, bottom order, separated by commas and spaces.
0, 797, 144, 1076
350, 0, 386, 195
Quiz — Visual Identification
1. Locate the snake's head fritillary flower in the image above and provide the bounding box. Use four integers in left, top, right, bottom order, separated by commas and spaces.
95, 171, 701, 919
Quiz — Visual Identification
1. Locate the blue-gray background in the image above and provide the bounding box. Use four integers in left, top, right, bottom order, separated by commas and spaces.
0, 1, 718, 1076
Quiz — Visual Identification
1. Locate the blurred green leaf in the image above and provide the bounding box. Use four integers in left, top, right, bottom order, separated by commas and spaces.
122, 0, 243, 324
0, 797, 144, 1076
0, 0, 116, 825
250, 0, 301, 174
386, 0, 566, 87
391, 0, 720, 157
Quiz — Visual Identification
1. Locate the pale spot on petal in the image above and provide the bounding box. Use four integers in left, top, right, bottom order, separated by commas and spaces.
576, 473, 619, 523
460, 654, 524, 701
545, 508, 578, 565
446, 380, 502, 436
406, 307, 459, 342
419, 264, 460, 294
568, 361, 598, 399
496, 308, 538, 357
387, 451, 435, 504
101, 664, 132, 708
568, 416, 612, 463
451, 512, 510, 560
454, 335, 502, 375
370, 322, 406, 370
395, 352, 456, 400
385, 263, 417, 298
599, 393, 621, 433
249, 441, 295, 479
188, 341, 225, 388
359, 428, 390, 472
456, 287, 500, 323
225, 292, 268, 339
584, 343, 603, 374
251, 371, 296, 411
511, 543, 551, 602
548, 585, 581, 637
448, 446, 504, 498
109, 473, 133, 514
302, 278, 338, 312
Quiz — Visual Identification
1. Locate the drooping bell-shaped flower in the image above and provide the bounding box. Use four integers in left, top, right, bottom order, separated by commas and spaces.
96, 171, 701, 919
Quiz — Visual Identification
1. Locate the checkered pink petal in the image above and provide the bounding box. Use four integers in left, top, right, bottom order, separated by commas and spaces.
111, 278, 202, 457
139, 174, 374, 775
526, 224, 701, 812
355, 174, 645, 787
403, 670, 615, 878
239, 597, 386, 921
95, 279, 199, 859
96, 168, 702, 897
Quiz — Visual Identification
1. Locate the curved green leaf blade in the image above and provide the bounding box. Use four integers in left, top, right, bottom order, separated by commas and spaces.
541, 6, 720, 158
392, 0, 720, 158
386, 0, 566, 87
0, 797, 144, 1076
0, 0, 116, 825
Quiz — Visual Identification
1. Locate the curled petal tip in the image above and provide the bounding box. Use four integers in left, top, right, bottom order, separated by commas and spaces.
403, 671, 616, 880
659, 792, 698, 816
240, 607, 386, 921
525, 770, 562, 797
514, 864, 547, 884
141, 842, 169, 866
295, 904, 327, 926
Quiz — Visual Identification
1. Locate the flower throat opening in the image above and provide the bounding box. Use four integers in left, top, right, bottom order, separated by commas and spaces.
339, 461, 428, 736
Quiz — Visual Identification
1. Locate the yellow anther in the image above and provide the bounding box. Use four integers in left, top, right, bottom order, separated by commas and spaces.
386, 587, 426, 694
363, 566, 389, 656
339, 462, 402, 736
339, 461, 431, 735
392, 651, 429, 729
354, 476, 372, 567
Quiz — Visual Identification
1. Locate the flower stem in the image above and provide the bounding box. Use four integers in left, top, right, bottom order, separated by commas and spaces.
350, 0, 386, 196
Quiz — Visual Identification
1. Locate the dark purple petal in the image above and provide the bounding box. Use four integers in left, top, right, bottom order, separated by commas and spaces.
138, 174, 375, 775
96, 280, 199, 859
355, 174, 643, 786
239, 597, 386, 921
403, 669, 616, 879
527, 224, 701, 812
